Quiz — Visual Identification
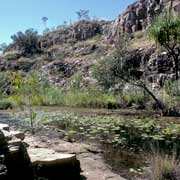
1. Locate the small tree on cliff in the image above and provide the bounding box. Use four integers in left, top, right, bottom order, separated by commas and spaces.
94, 34, 164, 110
149, 13, 180, 80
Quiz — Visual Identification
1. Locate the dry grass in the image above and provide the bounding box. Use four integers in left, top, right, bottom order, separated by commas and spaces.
149, 153, 180, 180
129, 31, 155, 50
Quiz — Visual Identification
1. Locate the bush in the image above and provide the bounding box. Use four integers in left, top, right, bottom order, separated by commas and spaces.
11, 28, 40, 56
121, 85, 148, 107
0, 99, 14, 110
122, 93, 145, 107
40, 86, 65, 106
62, 89, 118, 108
0, 73, 9, 98
164, 80, 180, 97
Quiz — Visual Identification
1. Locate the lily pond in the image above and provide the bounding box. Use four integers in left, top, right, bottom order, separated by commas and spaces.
3, 107, 180, 179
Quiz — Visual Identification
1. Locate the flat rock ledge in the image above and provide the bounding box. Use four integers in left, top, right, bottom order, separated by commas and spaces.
28, 148, 81, 179
0, 123, 81, 180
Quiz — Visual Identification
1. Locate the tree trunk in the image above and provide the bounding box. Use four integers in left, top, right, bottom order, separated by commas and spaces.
175, 60, 179, 80
29, 108, 35, 135
139, 84, 165, 110
169, 0, 174, 14
171, 50, 179, 80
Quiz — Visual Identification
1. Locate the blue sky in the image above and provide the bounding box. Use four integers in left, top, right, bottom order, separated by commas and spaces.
0, 0, 135, 44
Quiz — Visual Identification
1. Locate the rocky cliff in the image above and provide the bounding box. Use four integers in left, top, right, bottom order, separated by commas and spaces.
0, 0, 179, 90
108, 0, 180, 42
40, 20, 111, 49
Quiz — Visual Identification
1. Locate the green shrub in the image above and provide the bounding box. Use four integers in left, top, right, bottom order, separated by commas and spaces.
0, 99, 14, 110
122, 87, 148, 106
63, 90, 118, 108
0, 73, 9, 98
164, 80, 180, 97
40, 86, 65, 106
11, 28, 40, 56
122, 93, 145, 106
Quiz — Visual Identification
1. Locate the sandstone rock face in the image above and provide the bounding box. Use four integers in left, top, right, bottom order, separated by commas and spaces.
121, 48, 177, 88
108, 0, 180, 42
40, 20, 110, 49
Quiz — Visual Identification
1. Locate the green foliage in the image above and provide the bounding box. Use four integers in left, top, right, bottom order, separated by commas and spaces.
164, 80, 180, 97
41, 112, 180, 152
93, 33, 141, 92
9, 71, 42, 106
0, 99, 14, 110
11, 28, 40, 56
68, 73, 83, 91
122, 90, 146, 106
93, 52, 125, 91
63, 90, 118, 108
148, 13, 180, 80
0, 73, 8, 98
8, 71, 43, 133
94, 34, 162, 109
1, 70, 118, 109
40, 86, 64, 106
148, 13, 180, 47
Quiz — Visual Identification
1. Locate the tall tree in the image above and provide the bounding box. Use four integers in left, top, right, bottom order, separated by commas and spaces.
76, 9, 90, 21
42, 16, 48, 29
169, 0, 174, 14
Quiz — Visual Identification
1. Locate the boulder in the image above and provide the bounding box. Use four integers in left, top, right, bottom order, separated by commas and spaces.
0, 131, 8, 155
5, 142, 33, 180
28, 148, 81, 180
0, 124, 9, 132
0, 164, 7, 180
0, 128, 33, 180
9, 130, 25, 141
2, 130, 25, 141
